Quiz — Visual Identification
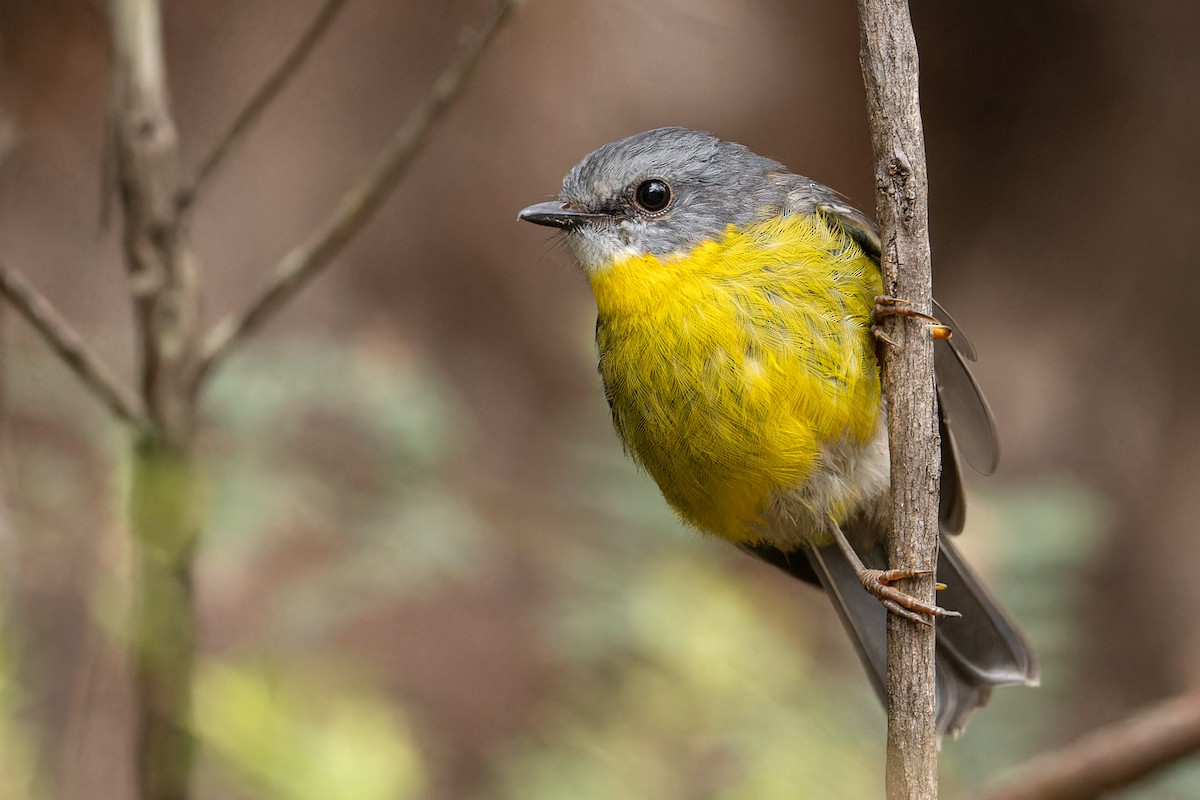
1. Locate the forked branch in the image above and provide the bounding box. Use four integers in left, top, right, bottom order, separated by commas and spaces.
0, 256, 145, 426
196, 0, 520, 383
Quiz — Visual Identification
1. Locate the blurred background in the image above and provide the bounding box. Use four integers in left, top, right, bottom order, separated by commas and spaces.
1, 0, 1198, 797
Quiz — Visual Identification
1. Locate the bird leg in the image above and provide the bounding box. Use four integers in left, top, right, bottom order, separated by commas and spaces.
825, 519, 961, 625
871, 295, 953, 347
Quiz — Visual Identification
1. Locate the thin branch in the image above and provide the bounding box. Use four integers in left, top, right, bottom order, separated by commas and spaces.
857, 0, 941, 797
983, 691, 1200, 800
195, 0, 519, 383
0, 256, 145, 427
177, 0, 350, 209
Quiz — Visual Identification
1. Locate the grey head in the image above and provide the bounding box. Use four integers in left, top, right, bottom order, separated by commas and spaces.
519, 127, 793, 273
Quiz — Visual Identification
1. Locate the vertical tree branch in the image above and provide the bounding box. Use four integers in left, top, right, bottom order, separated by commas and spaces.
857, 1, 940, 797
18, 0, 514, 798
109, 2, 203, 799
110, 0, 200, 444
125, 440, 203, 800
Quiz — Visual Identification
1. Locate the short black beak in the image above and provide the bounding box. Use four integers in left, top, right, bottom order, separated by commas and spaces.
517, 201, 607, 229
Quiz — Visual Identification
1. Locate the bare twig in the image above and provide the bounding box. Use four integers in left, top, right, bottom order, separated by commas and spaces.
857, 0, 940, 797
195, 0, 519, 382
178, 0, 350, 209
983, 691, 1200, 800
0, 256, 145, 426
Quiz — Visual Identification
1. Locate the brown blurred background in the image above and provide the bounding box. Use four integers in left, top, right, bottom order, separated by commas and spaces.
1, 1, 1199, 798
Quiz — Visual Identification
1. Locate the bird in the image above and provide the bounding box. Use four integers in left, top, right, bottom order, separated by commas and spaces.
518, 126, 1037, 735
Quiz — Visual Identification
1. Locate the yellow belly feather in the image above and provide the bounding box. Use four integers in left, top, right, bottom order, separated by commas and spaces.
589, 213, 884, 543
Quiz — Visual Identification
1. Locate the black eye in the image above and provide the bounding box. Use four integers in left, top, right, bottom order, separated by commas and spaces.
633, 179, 672, 213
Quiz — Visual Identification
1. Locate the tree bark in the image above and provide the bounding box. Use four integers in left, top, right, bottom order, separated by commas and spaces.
127, 442, 203, 800
110, 1, 201, 798
857, 1, 940, 797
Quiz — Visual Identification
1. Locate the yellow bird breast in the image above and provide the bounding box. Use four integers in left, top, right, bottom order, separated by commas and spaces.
588, 213, 886, 545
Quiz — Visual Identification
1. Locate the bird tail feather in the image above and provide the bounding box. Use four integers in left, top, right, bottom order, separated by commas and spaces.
791, 532, 1038, 737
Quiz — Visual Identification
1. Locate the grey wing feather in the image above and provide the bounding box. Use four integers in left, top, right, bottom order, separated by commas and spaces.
813, 197, 1001, 477
813, 196, 882, 259
934, 536, 1040, 689
744, 533, 1038, 737
934, 338, 1000, 476
939, 403, 967, 535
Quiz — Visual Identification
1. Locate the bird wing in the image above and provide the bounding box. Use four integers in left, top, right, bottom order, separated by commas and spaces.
805, 192, 1000, 478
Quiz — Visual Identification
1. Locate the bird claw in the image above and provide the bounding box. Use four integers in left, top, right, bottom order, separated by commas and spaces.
871, 295, 952, 346
859, 567, 961, 623
824, 518, 960, 624
871, 324, 901, 349
882, 599, 932, 626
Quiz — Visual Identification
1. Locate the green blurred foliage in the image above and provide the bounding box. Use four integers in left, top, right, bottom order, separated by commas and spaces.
2, 344, 115, 800
480, 442, 1124, 800
1124, 760, 1200, 800
488, 549, 886, 800
194, 660, 424, 800
187, 340, 475, 798
202, 339, 488, 645
7, 335, 1198, 799
942, 481, 1104, 794
0, 623, 43, 800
